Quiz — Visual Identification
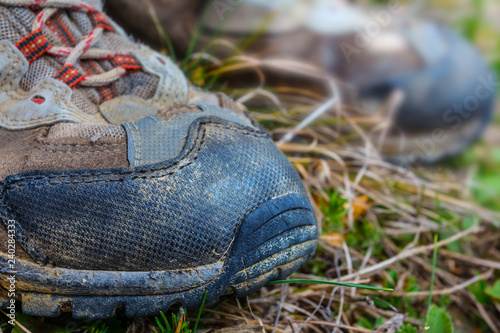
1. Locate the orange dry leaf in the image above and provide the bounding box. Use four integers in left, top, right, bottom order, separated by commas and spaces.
319, 233, 344, 247
344, 195, 372, 221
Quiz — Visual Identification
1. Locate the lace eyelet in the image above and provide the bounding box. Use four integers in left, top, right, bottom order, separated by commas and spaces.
31, 96, 46, 105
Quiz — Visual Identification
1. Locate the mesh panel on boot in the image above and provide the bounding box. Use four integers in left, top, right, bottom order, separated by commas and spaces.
0, 6, 29, 44
46, 123, 126, 140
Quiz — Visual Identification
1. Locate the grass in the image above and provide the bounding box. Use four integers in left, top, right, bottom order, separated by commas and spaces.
267, 280, 393, 292
1, 0, 500, 332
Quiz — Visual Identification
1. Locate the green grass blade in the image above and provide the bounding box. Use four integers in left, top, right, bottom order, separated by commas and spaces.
267, 279, 393, 292
203, 12, 275, 91
181, 322, 190, 333
193, 291, 208, 333
182, 0, 215, 70
161, 311, 172, 333
171, 313, 178, 329
426, 234, 439, 326
184, 0, 233, 78
234, 11, 275, 55
155, 316, 165, 333
145, 0, 176, 62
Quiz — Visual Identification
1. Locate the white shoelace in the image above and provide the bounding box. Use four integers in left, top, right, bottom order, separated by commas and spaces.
0, 0, 134, 87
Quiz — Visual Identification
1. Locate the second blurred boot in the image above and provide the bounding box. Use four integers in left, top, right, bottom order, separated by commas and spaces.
106, 0, 496, 163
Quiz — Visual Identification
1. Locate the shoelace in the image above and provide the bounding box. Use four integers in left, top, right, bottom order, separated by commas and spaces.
0, 0, 142, 88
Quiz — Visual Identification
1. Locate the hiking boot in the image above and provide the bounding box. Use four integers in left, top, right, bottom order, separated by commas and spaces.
107, 0, 496, 163
0, 0, 317, 319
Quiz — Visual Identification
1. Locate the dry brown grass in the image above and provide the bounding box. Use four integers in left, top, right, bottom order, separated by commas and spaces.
176, 48, 500, 333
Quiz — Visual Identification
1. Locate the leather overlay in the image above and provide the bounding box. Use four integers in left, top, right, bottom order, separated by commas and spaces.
100, 95, 159, 125
132, 45, 189, 109
0, 41, 107, 130
124, 104, 254, 167
0, 126, 129, 181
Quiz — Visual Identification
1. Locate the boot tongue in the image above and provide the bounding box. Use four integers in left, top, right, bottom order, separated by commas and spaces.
0, 5, 159, 116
